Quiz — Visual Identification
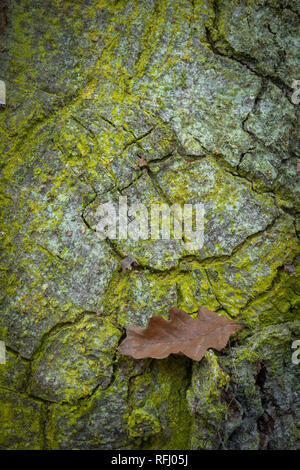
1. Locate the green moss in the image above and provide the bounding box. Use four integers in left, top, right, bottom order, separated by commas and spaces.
128, 356, 193, 450
28, 315, 122, 403
0, 350, 29, 392
127, 408, 161, 443
0, 389, 43, 450
187, 350, 230, 449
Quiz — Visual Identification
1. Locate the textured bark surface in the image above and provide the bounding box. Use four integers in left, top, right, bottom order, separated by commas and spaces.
0, 0, 299, 449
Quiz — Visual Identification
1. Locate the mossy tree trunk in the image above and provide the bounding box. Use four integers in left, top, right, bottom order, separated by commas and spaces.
0, 0, 299, 450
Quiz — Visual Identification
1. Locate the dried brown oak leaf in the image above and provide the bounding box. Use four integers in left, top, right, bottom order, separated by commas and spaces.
118, 307, 247, 361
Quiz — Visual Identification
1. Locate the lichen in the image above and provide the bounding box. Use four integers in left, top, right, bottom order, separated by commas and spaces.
0, 0, 299, 450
